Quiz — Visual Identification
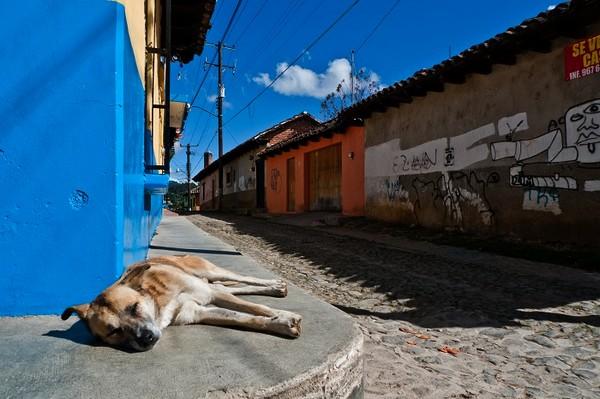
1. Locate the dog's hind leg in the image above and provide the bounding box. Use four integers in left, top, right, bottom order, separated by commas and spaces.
210, 291, 294, 317
174, 301, 301, 338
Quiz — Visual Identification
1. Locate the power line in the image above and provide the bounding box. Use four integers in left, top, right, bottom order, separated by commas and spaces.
188, 0, 244, 108
231, 0, 268, 46
243, 0, 302, 73
355, 0, 401, 53
189, 54, 217, 107
185, 115, 213, 169
190, 130, 218, 176
212, 0, 225, 23
219, 0, 245, 44
224, 126, 240, 145
268, 0, 325, 61
184, 0, 244, 148
225, 0, 361, 125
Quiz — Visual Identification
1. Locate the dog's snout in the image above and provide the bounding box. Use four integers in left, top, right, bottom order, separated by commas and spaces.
136, 328, 158, 347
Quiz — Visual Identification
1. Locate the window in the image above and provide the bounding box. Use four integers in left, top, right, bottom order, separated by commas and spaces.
226, 167, 236, 187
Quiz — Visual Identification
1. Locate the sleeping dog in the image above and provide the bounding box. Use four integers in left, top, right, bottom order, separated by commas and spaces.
61, 255, 302, 351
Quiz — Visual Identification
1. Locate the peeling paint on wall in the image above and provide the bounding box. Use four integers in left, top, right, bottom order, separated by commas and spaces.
69, 190, 89, 210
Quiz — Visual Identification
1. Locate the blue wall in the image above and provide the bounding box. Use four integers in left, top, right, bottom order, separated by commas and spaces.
0, 1, 163, 315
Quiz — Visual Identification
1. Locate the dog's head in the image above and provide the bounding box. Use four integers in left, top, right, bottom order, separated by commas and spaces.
62, 285, 161, 351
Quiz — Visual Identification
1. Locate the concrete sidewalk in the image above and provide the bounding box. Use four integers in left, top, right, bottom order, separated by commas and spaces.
0, 216, 363, 399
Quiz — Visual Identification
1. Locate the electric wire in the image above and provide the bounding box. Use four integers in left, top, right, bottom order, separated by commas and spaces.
355, 0, 401, 53
268, 1, 326, 62
183, 0, 244, 147
191, 130, 218, 176
225, 0, 361, 125
188, 0, 244, 107
242, 0, 303, 73
230, 0, 268, 46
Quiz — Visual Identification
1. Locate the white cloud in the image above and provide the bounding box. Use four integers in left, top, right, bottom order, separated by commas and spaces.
253, 58, 379, 99
206, 94, 232, 109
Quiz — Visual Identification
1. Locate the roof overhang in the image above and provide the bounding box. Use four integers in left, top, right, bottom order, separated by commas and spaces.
170, 0, 216, 64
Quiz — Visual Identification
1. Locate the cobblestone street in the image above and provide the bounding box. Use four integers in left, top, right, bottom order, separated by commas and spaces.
188, 214, 600, 399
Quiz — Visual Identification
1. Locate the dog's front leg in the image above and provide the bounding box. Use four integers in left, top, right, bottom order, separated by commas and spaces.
211, 283, 287, 298
202, 266, 286, 289
173, 301, 301, 338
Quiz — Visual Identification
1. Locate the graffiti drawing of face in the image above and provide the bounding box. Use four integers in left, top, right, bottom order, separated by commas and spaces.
565, 98, 600, 163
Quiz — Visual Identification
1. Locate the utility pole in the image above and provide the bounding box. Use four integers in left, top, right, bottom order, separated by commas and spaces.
181, 143, 199, 212
205, 41, 235, 210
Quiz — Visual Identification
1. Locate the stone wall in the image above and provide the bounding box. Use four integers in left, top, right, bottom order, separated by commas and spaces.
364, 26, 600, 246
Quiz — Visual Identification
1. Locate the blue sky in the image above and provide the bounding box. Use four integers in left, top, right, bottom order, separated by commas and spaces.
170, 0, 557, 180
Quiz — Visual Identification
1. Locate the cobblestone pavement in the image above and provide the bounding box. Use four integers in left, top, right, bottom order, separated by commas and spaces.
187, 214, 600, 399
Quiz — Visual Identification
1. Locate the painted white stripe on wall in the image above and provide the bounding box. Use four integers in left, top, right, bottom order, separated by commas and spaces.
365, 123, 495, 177
497, 112, 528, 136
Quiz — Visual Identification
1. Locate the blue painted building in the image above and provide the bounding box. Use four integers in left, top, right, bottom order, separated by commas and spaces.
0, 0, 214, 315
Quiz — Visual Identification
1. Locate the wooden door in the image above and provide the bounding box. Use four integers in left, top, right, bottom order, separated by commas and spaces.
287, 158, 295, 211
307, 144, 341, 211
255, 159, 265, 208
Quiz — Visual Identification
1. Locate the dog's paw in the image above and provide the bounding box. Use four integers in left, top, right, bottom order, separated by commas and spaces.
271, 311, 302, 338
271, 280, 288, 297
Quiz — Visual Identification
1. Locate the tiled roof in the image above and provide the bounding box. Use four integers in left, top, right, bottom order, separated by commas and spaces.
260, 0, 600, 157
341, 0, 600, 120
258, 118, 352, 158
193, 112, 320, 181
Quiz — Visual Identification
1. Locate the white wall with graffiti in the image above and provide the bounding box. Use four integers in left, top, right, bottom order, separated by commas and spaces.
364, 35, 600, 245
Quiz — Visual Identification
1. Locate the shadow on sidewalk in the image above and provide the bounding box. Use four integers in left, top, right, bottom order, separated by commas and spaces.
149, 245, 242, 256
44, 320, 96, 346
189, 213, 600, 329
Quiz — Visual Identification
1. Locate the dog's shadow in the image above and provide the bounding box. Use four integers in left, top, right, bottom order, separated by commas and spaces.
44, 320, 97, 346
44, 322, 143, 353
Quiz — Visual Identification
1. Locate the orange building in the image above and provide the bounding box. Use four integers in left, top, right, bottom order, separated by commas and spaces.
259, 120, 365, 216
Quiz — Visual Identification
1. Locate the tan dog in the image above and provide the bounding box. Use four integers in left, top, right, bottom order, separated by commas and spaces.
61, 255, 302, 351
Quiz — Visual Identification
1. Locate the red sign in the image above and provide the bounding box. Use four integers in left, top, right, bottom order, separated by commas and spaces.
564, 34, 600, 81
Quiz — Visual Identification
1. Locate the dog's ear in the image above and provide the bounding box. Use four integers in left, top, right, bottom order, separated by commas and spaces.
61, 304, 90, 321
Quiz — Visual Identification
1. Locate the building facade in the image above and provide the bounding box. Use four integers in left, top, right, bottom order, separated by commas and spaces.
0, 0, 214, 316
260, 122, 366, 216
343, 2, 600, 246
194, 113, 320, 212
